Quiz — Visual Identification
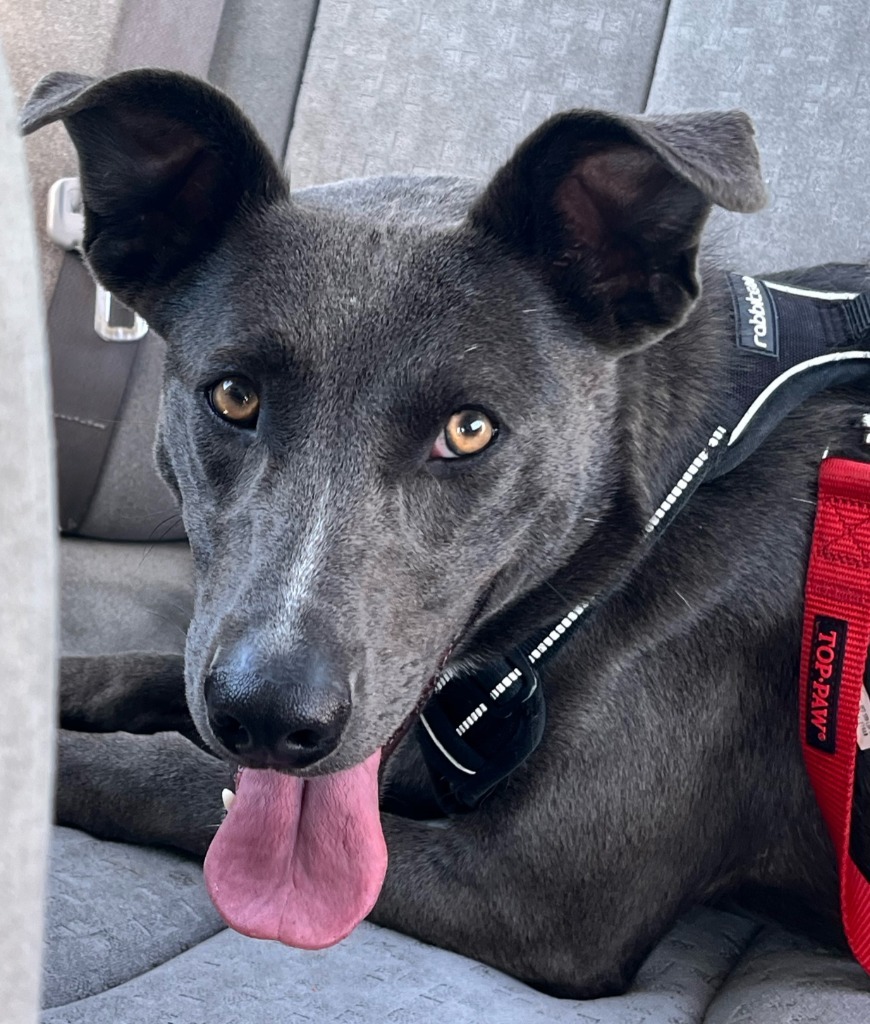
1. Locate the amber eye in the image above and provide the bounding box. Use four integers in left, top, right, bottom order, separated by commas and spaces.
432, 409, 498, 459
209, 377, 260, 428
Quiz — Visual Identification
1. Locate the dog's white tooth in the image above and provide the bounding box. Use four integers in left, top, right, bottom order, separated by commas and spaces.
221, 788, 235, 812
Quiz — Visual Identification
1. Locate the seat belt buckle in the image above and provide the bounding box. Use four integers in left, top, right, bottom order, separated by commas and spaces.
93, 284, 149, 342
46, 177, 149, 343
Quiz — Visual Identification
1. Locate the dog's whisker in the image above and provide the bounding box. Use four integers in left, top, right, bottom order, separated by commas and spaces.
544, 579, 572, 605
144, 511, 185, 540
135, 543, 157, 572
144, 610, 189, 639
674, 588, 693, 611
112, 505, 184, 523
792, 497, 817, 505
159, 599, 194, 620
134, 515, 186, 572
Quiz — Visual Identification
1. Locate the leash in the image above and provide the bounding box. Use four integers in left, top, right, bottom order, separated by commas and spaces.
800, 456, 870, 971
417, 266, 870, 969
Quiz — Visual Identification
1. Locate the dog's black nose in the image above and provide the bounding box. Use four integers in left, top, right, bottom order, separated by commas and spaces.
205, 645, 351, 769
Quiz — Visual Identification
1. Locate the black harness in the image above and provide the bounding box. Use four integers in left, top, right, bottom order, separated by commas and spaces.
418, 271, 870, 814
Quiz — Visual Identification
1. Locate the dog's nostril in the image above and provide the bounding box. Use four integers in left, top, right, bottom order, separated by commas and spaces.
213, 713, 251, 753
286, 728, 324, 751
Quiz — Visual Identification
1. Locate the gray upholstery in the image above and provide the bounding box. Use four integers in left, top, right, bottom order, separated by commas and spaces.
39, 831, 870, 1023
0, 41, 57, 1024
289, 0, 670, 186
2, 0, 178, 541
210, 0, 319, 160
0, 0, 122, 298
290, 0, 870, 275
72, 332, 186, 542
4, 0, 870, 1021
704, 928, 870, 1024
646, 0, 870, 272
42, 830, 223, 1011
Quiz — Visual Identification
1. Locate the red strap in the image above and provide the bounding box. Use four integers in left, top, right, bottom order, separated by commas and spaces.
801, 456, 870, 971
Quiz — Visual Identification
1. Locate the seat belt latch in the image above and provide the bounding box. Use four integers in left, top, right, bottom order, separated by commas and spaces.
46, 177, 148, 343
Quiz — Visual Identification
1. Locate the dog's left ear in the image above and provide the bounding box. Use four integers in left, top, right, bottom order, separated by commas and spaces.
470, 109, 765, 352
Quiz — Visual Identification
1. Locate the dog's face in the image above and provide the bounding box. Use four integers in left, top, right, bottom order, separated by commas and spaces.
22, 70, 764, 775
154, 204, 624, 772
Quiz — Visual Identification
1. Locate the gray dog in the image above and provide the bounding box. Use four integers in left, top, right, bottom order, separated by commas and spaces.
21, 68, 870, 998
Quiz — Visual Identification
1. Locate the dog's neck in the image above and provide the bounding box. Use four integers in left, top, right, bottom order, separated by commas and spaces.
471, 266, 732, 655
618, 261, 734, 515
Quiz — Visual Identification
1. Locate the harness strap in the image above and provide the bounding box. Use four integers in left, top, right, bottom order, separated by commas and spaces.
800, 456, 870, 971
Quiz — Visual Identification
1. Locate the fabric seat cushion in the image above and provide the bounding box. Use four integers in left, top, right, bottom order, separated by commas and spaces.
41, 826, 870, 1023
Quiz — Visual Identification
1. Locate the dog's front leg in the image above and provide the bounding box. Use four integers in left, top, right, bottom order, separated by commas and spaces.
55, 728, 232, 856
60, 652, 195, 738
370, 789, 685, 999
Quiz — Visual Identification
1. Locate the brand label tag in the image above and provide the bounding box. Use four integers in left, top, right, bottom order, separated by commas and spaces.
806, 615, 847, 754
728, 273, 780, 357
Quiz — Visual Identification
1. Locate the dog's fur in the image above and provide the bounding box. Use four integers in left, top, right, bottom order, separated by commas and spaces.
23, 69, 870, 998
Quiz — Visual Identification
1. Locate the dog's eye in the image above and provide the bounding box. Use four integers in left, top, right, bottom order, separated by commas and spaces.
208, 377, 260, 428
431, 409, 498, 459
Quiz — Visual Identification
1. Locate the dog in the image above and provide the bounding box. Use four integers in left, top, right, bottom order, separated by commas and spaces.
22, 67, 870, 999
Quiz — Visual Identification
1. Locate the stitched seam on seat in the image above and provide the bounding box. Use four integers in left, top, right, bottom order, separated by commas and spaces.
641, 0, 674, 114
280, 0, 321, 161
43, 925, 230, 1012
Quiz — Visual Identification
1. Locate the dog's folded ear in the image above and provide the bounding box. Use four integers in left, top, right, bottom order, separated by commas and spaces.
20, 69, 288, 311
469, 109, 766, 352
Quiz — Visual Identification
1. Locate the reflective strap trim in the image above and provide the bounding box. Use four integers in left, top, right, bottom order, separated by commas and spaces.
418, 713, 476, 774
764, 280, 860, 301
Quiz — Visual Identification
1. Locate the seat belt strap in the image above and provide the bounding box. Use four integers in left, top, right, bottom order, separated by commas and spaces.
47, 0, 227, 532
800, 455, 870, 971
48, 255, 140, 531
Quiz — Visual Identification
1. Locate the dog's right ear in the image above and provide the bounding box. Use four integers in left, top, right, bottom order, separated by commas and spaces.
20, 69, 288, 312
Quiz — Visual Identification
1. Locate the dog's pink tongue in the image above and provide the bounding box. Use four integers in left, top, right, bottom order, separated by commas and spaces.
203, 750, 386, 949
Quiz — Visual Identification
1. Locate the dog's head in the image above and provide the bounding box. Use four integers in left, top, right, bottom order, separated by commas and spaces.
22, 68, 764, 944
